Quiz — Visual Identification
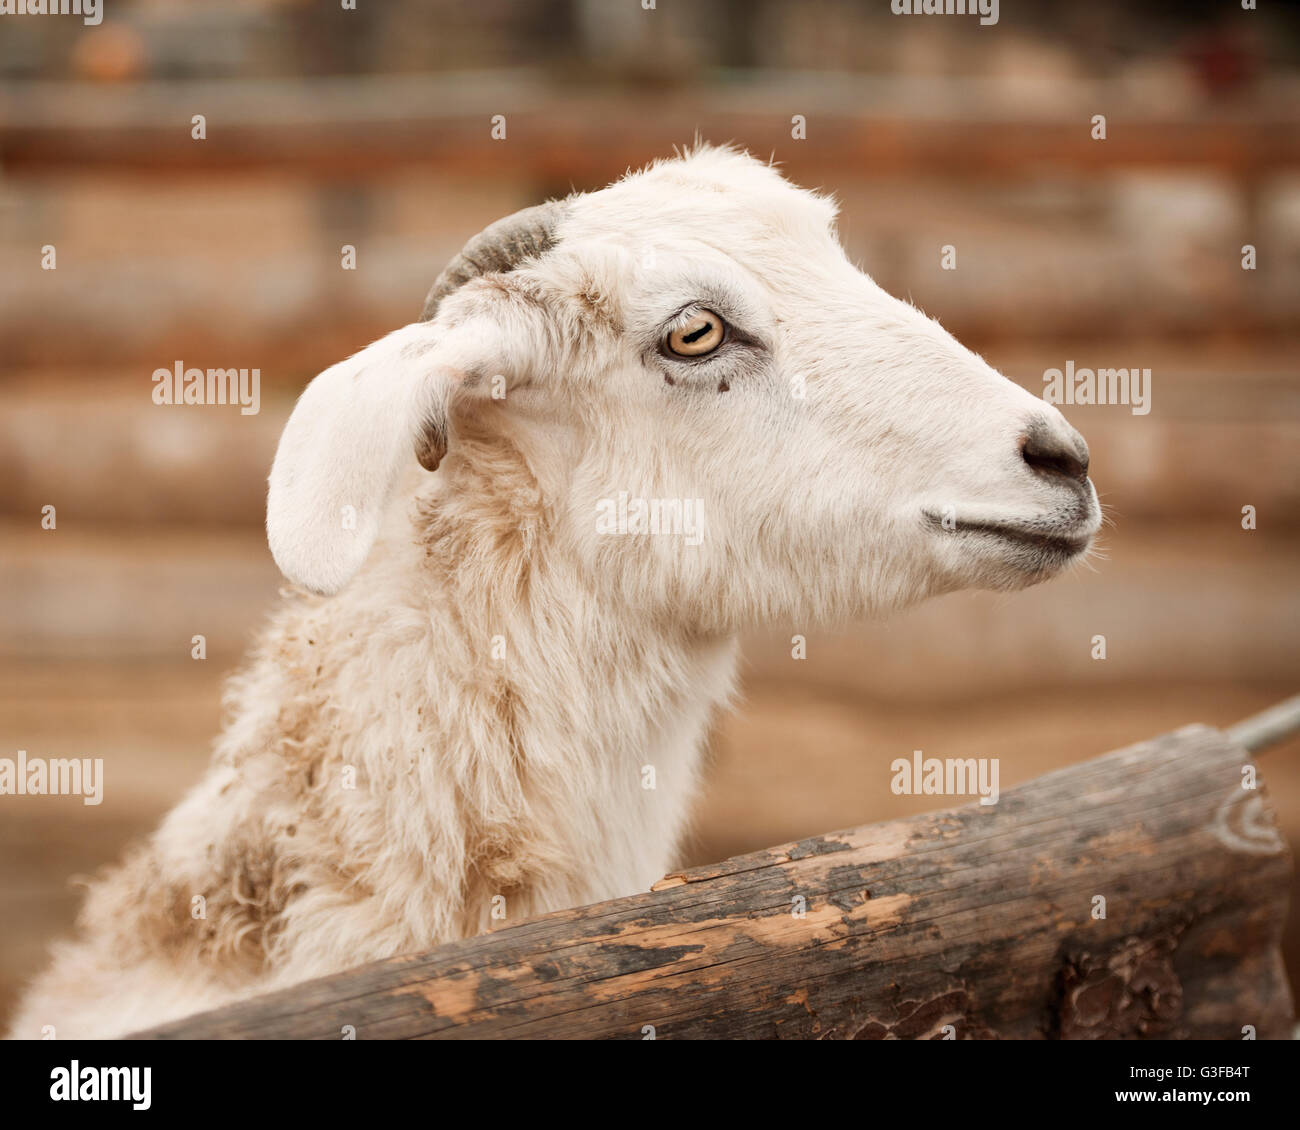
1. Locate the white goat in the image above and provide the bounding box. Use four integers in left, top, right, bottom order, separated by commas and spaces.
10, 146, 1098, 1038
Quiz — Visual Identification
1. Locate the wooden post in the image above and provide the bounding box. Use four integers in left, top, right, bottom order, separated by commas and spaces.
135, 721, 1294, 1040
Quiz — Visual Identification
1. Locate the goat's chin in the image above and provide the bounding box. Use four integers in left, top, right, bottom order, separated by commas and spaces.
983, 540, 1094, 591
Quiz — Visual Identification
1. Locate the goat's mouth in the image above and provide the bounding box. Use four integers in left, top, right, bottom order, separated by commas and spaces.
923, 505, 1098, 573
952, 519, 1093, 556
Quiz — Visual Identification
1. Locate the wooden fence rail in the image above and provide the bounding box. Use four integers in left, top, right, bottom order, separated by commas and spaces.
5, 75, 1300, 182
135, 702, 1298, 1040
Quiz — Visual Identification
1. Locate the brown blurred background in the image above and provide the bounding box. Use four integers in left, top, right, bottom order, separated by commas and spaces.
1, 0, 1298, 1028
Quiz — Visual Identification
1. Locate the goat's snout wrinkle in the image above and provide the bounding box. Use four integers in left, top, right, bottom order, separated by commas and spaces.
1020, 417, 1090, 485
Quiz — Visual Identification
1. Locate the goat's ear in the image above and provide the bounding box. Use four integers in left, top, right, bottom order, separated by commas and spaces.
266, 320, 488, 595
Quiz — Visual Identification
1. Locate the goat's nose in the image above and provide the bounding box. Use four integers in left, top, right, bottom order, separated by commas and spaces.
1020, 418, 1090, 484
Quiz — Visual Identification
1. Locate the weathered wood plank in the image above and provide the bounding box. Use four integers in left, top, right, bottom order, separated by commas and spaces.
134, 724, 1294, 1039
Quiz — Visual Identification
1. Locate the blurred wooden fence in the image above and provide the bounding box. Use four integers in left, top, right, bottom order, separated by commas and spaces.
4, 73, 1299, 180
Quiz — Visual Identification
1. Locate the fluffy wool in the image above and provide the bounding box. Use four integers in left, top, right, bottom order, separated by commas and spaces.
10, 146, 1098, 1038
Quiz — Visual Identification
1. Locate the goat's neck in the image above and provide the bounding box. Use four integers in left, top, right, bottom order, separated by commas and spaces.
416, 436, 740, 898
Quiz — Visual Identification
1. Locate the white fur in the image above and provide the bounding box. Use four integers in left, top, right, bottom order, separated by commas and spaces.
9, 147, 1099, 1039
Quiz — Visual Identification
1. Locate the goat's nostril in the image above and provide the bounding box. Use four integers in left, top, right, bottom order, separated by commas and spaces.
1021, 426, 1090, 484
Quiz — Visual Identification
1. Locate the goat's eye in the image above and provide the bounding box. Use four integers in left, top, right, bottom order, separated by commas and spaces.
665, 310, 725, 357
